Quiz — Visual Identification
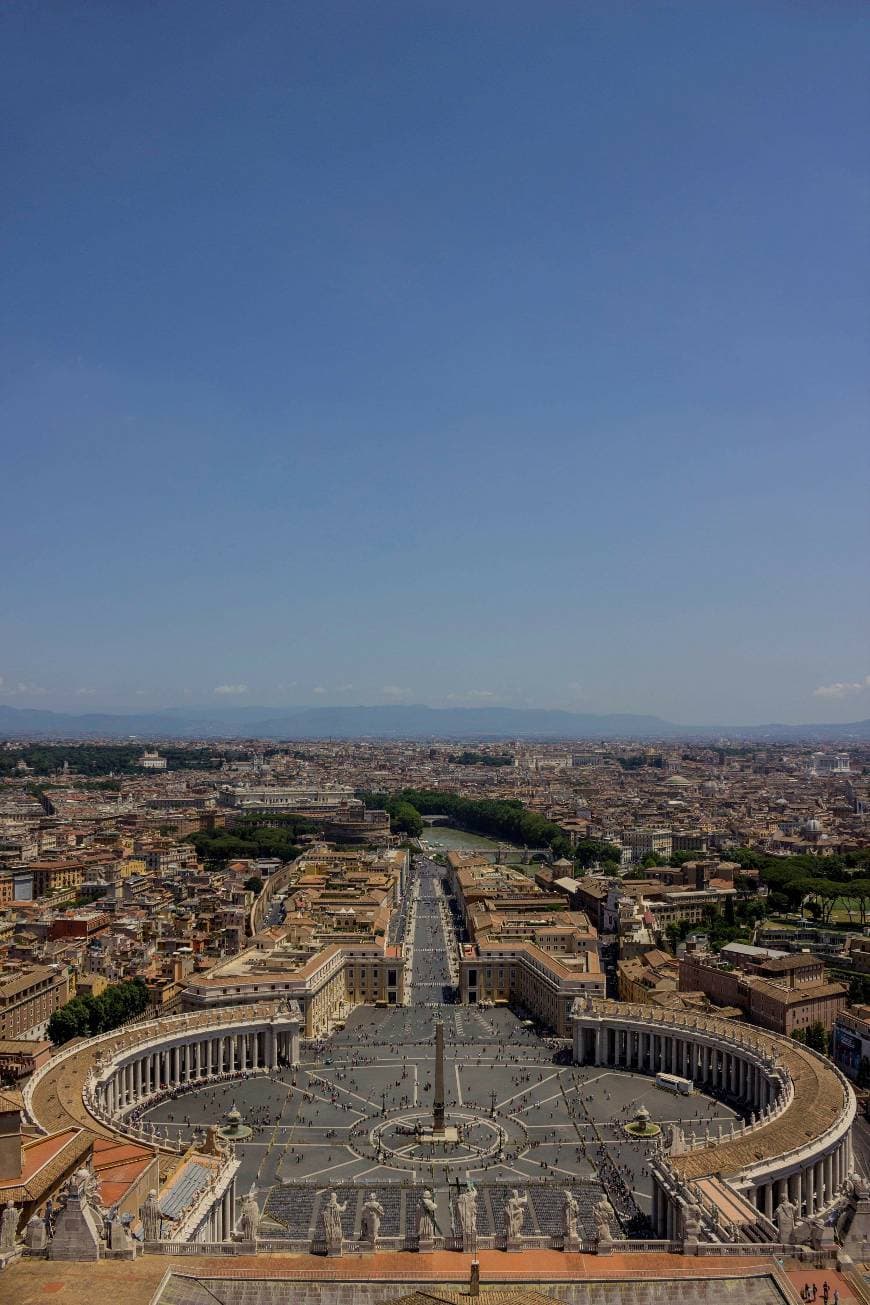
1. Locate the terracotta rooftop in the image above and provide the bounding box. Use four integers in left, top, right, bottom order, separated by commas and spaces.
0, 1125, 91, 1204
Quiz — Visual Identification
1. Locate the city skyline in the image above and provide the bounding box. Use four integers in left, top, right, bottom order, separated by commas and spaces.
2, 2, 868, 726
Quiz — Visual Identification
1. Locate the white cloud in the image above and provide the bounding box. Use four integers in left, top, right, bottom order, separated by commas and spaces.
75, 687, 98, 696
382, 685, 412, 699
335, 683, 354, 693
312, 686, 328, 695
213, 683, 249, 696
0, 679, 48, 697
447, 689, 495, 701
813, 676, 870, 700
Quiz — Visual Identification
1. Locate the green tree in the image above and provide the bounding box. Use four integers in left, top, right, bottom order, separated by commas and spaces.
244, 876, 264, 894
47, 978, 149, 1046
793, 1022, 829, 1055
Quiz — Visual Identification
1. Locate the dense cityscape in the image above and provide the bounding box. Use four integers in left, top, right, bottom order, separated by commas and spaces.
0, 735, 868, 1303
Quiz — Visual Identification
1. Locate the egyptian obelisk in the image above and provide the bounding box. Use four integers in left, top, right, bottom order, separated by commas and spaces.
433, 1018, 445, 1134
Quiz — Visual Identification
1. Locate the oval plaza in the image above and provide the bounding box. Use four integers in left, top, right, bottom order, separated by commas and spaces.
15, 855, 860, 1268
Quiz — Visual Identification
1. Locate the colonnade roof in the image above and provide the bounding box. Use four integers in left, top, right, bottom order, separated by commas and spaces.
578, 1000, 850, 1179
673, 1037, 846, 1180
28, 1003, 282, 1139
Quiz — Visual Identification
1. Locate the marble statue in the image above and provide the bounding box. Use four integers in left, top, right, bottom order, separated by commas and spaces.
504, 1189, 528, 1241
239, 1185, 260, 1241
361, 1192, 384, 1246
457, 1182, 477, 1245
0, 1199, 19, 1250
141, 1189, 161, 1242
682, 1201, 702, 1242
847, 1170, 870, 1201
321, 1190, 346, 1246
562, 1189, 579, 1243
109, 1212, 131, 1252
24, 1213, 47, 1251
418, 1188, 438, 1241
774, 1195, 798, 1244
593, 1194, 615, 1242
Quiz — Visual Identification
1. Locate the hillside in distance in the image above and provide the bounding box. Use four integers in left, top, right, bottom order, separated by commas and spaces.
1, 703, 869, 742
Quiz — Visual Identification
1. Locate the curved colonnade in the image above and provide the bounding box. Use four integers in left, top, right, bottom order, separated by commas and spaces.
24, 1002, 302, 1152
573, 999, 855, 1233
22, 993, 856, 1253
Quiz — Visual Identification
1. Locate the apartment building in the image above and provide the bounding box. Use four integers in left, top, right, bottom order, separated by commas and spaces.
679, 951, 846, 1036
831, 1005, 870, 1080
617, 948, 681, 1004
0, 963, 71, 1040
180, 940, 404, 1036
621, 827, 673, 864
459, 941, 603, 1036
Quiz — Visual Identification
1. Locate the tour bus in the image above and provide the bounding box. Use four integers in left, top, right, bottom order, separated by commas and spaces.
655, 1071, 694, 1096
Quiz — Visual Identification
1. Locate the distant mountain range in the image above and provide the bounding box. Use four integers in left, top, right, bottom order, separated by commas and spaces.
1, 702, 869, 742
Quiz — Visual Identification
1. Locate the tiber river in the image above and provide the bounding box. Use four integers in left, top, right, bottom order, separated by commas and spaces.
419, 823, 525, 859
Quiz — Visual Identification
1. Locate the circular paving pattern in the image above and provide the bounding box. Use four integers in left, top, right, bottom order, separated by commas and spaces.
360, 1108, 508, 1171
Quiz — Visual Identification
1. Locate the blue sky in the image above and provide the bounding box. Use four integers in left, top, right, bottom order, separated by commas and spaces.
1, 1, 868, 725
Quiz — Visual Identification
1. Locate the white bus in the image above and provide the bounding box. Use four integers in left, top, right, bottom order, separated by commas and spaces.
655, 1071, 694, 1096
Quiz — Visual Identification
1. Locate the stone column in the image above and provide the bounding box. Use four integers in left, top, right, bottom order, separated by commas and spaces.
764, 1183, 773, 1221
788, 1170, 800, 1212
805, 1165, 815, 1216
824, 1153, 833, 1206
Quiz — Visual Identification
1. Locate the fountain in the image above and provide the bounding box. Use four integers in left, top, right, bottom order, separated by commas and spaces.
217, 1103, 252, 1143
624, 1104, 662, 1139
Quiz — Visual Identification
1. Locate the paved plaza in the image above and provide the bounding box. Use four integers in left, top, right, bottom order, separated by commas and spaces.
140, 859, 737, 1238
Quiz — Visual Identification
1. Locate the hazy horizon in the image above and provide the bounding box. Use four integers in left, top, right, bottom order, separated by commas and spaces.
2, 697, 870, 732
2, 3, 868, 725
